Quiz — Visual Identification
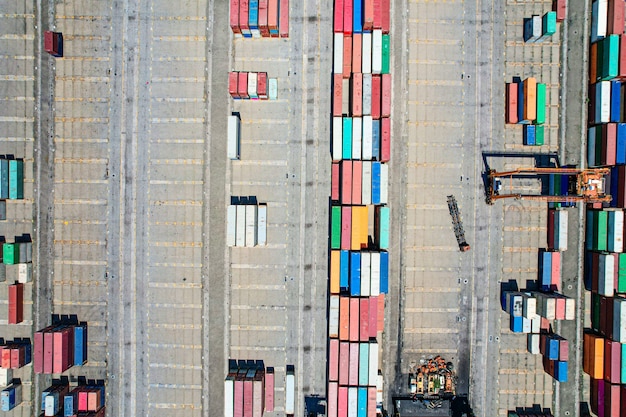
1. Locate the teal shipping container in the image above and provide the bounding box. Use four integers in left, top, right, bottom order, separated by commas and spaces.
535, 83, 546, 125
381, 35, 390, 74
358, 343, 369, 386
8, 159, 23, 200
594, 210, 608, 251
542, 11, 556, 36
600, 35, 619, 81
535, 125, 545, 145
376, 206, 390, 249
622, 343, 626, 384
0, 160, 8, 199
2, 243, 18, 265
343, 117, 353, 160
357, 387, 367, 417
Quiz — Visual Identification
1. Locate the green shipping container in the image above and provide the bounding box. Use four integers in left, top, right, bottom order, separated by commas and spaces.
331, 206, 341, 249
535, 83, 546, 125
542, 11, 556, 37
600, 35, 619, 81
342, 117, 352, 160
535, 125, 545, 145
591, 292, 601, 332
594, 210, 608, 251
619, 253, 626, 293
377, 206, 390, 249
381, 35, 390, 74
8, 159, 23, 200
3, 243, 18, 265
0, 159, 8, 199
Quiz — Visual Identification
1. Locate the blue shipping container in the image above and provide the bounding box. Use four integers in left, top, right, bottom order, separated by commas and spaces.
523, 124, 536, 146
74, 325, 87, 365
340, 250, 350, 289
357, 387, 367, 417
0, 160, 7, 199
380, 251, 389, 294
350, 252, 361, 296
523, 18, 534, 42
509, 315, 523, 333
611, 81, 622, 122
249, 0, 259, 30
64, 393, 76, 417
358, 343, 369, 386
617, 124, 626, 164
372, 120, 380, 160
1, 386, 17, 411
353, 0, 363, 33
554, 360, 568, 382
547, 337, 559, 360
539, 251, 552, 290
372, 162, 381, 204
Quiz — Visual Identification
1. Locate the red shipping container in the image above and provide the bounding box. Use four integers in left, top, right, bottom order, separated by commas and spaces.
371, 75, 381, 118
257, 72, 268, 99
264, 370, 274, 411
240, 0, 250, 34
229, 72, 240, 98
334, 74, 343, 116
359, 298, 369, 341
349, 297, 359, 341
44, 331, 53, 374
339, 341, 349, 385
381, 117, 391, 162
605, 340, 621, 383
352, 35, 362, 74
552, 0, 566, 22
620, 35, 626, 80
234, 379, 244, 417
332, 162, 340, 201
602, 123, 617, 166
0, 347, 10, 369
352, 73, 363, 117
338, 386, 348, 417
381, 0, 390, 33
243, 379, 253, 417
268, 0, 279, 36
334, 0, 344, 33
78, 390, 89, 411
363, 0, 374, 31
373, 0, 382, 29
342, 161, 353, 204
352, 161, 362, 204
551, 251, 561, 290
590, 378, 600, 415
279, 0, 289, 38
590, 42, 598, 84
328, 382, 338, 417
53, 330, 63, 373
367, 387, 377, 417
605, 382, 620, 417
8, 283, 23, 324
231, 0, 241, 34
381, 73, 391, 117
329, 339, 339, 381
238, 72, 249, 99
339, 296, 350, 340
377, 294, 384, 331
34, 331, 44, 373
506, 83, 518, 124
10, 346, 23, 369
368, 296, 378, 338
344, 0, 353, 34
348, 342, 359, 385
608, 0, 625, 35
259, 0, 269, 37
343, 36, 352, 79
341, 206, 352, 250
558, 338, 569, 362
44, 30, 54, 53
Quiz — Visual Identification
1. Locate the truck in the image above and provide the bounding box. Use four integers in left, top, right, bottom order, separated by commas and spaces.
285, 365, 295, 415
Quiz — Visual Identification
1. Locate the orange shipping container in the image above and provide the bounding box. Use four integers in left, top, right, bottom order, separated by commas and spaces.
352, 73, 363, 117
352, 35, 362, 74
351, 206, 369, 250
268, 0, 279, 35
339, 296, 350, 340
584, 332, 604, 379
363, 0, 374, 31
343, 35, 352, 79
523, 77, 537, 122
590, 42, 598, 84
330, 250, 340, 294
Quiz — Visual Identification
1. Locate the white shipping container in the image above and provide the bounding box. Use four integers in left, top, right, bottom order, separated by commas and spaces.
614, 297, 626, 343
588, 127, 597, 167
380, 163, 388, 204
368, 342, 379, 385
348, 387, 358, 417
527, 334, 540, 354
352, 117, 362, 159
521, 294, 536, 318
334, 33, 344, 74
227, 115, 241, 160
342, 79, 350, 114
370, 252, 380, 296
245, 205, 257, 247
598, 253, 615, 296
372, 30, 382, 74
17, 263, 31, 284
596, 81, 611, 124
285, 370, 295, 415
362, 116, 373, 160
333, 117, 343, 161
236, 205, 246, 247
269, 78, 278, 100
543, 296, 556, 320
530, 315, 541, 333
591, 0, 608, 43
0, 368, 11, 387
362, 74, 372, 116
224, 378, 234, 417
565, 298, 575, 320
329, 295, 340, 338
45, 392, 60, 416
257, 204, 267, 246
362, 161, 372, 205
555, 209, 568, 251
531, 15, 542, 42
376, 373, 383, 404
522, 317, 531, 333
608, 209, 624, 253
362, 32, 372, 74
227, 205, 237, 247
248, 72, 258, 99
361, 252, 371, 297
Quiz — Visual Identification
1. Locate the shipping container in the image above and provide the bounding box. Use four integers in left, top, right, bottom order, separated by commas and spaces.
329, 295, 340, 337
258, 0, 269, 37
342, 161, 353, 204
536, 83, 546, 124
359, 298, 370, 341
338, 386, 348, 417
614, 297, 626, 343
342, 206, 352, 250
245, 205, 257, 247
381, 74, 391, 117
229, 72, 240, 98
1, 384, 21, 411
285, 365, 295, 414
339, 297, 350, 341
380, 118, 390, 162
279, 0, 289, 38
506, 83, 518, 124
523, 78, 537, 122
331, 206, 342, 250
381, 0, 390, 33
350, 252, 361, 296
249, 0, 259, 37
353, 0, 363, 33
264, 369, 274, 412
608, 0, 625, 35
592, 0, 608, 43
268, 0, 279, 36
591, 42, 598, 83
334, 33, 344, 74
362, 115, 373, 159
541, 11, 557, 39
368, 296, 378, 338
238, 72, 249, 99
351, 206, 369, 250
257, 72, 268, 99
334, 0, 344, 33
608, 208, 624, 252
371, 252, 381, 296
352, 74, 363, 117
600, 35, 619, 81
352, 34, 362, 74
358, 343, 369, 386
523, 124, 536, 146
268, 78, 278, 99
328, 382, 338, 417
343, 35, 353, 78
334, 75, 343, 117
333, 116, 343, 161
257, 204, 267, 246
372, 119, 380, 160
361, 252, 371, 296
343, 117, 353, 159
523, 15, 542, 43
352, 117, 362, 159
362, 161, 372, 205
248, 72, 258, 99
517, 81, 525, 124
375, 206, 390, 249
372, 30, 382, 74
347, 387, 357, 417
371, 75, 381, 119
597, 80, 611, 123
74, 324, 87, 366
382, 34, 390, 74
352, 162, 362, 205
340, 250, 350, 289
349, 343, 359, 385
236, 205, 246, 247
7, 283, 23, 325
363, 76, 372, 117
0, 369, 11, 387
553, 0, 566, 22
362, 33, 372, 74
228, 114, 241, 160
380, 251, 389, 293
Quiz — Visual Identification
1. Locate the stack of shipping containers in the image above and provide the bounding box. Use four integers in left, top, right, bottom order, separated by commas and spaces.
227, 203, 268, 247
229, 0, 289, 38
328, 1, 391, 417
584, 0, 626, 415
39, 380, 105, 417
224, 361, 274, 417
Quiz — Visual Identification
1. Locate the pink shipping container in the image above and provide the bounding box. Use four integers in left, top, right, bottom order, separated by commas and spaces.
268, 0, 279, 36
352, 35, 362, 74
506, 83, 518, 124
373, 0, 382, 29
78, 391, 88, 411
381, 118, 391, 162
329, 339, 340, 381
265, 370, 274, 411
10, 347, 23, 369
359, 298, 369, 342
229, 72, 239, 98
558, 338, 569, 361
334, 74, 343, 116
279, 0, 289, 38
352, 161, 362, 204
338, 386, 348, 417
367, 387, 377, 417
238, 72, 249, 99
371, 75, 381, 118
602, 123, 617, 166
44, 331, 53, 374
34, 331, 44, 373
342, 161, 353, 204
551, 251, 561, 290
608, 0, 625, 35
339, 341, 350, 385
350, 298, 359, 341
332, 163, 340, 201
381, 74, 391, 117
328, 382, 338, 417
349, 343, 359, 385
553, 0, 566, 22
363, 0, 374, 31
604, 382, 620, 417
341, 206, 351, 249
605, 340, 621, 383
243, 380, 253, 417
235, 379, 244, 417
240, 0, 249, 34
53, 331, 64, 373
344, 0, 353, 34
381, 0, 390, 33
352, 73, 363, 116
334, 0, 344, 33
554, 297, 565, 321
231, 0, 241, 34
257, 72, 268, 100
377, 294, 385, 331
0, 347, 9, 368
343, 36, 352, 79
88, 390, 100, 412
259, 0, 269, 37
368, 296, 378, 338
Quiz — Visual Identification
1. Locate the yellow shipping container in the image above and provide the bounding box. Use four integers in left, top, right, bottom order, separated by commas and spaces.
330, 250, 340, 294
351, 206, 369, 250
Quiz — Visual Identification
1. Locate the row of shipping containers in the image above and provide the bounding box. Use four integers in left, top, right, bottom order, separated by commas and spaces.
0, 158, 24, 201
505, 78, 547, 128
589, 376, 626, 417
327, 384, 381, 417
329, 251, 389, 296
224, 361, 275, 417
0, 340, 31, 369
327, 340, 379, 386
332, 0, 390, 34
538, 250, 562, 291
2, 239, 32, 265
588, 81, 626, 125
229, 0, 289, 38
1, 383, 22, 411
226, 204, 268, 247
588, 122, 626, 167
330, 206, 390, 251
333, 33, 391, 77
585, 251, 626, 296
589, 293, 626, 341
328, 295, 384, 341
228, 72, 278, 100
33, 322, 88, 374
547, 208, 568, 251
331, 162, 389, 205
523, 12, 558, 43
547, 174, 577, 208
504, 291, 575, 329
586, 209, 626, 252
331, 117, 391, 161
40, 382, 105, 417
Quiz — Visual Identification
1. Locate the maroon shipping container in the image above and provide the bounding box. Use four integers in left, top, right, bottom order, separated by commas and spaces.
339, 341, 349, 385
352, 161, 362, 205
348, 342, 359, 385
602, 123, 617, 166
368, 296, 378, 338
591, 378, 600, 415
618, 166, 626, 207
44, 31, 62, 57
238, 72, 249, 99
328, 382, 338, 417
371, 75, 381, 119
229, 72, 240, 98
332, 162, 340, 201
243, 379, 253, 417
552, 0, 566, 22
264, 369, 274, 411
8, 283, 23, 324
44, 331, 53, 374
605, 339, 621, 383
351, 73, 363, 117
259, 0, 269, 37
257, 72, 268, 100
231, 0, 241, 34
381, 74, 391, 117
349, 297, 359, 341
34, 331, 44, 373
381, 0, 390, 33
338, 386, 348, 417
588, 83, 597, 125
380, 117, 391, 162
359, 298, 369, 342
506, 83, 518, 124
342, 161, 353, 205
333, 74, 343, 116
334, 0, 344, 33
343, 0, 353, 34
547, 208, 555, 249
329, 338, 339, 381
234, 379, 244, 417
608, 0, 625, 35
373, 0, 382, 29
279, 0, 289, 38
239, 0, 249, 34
